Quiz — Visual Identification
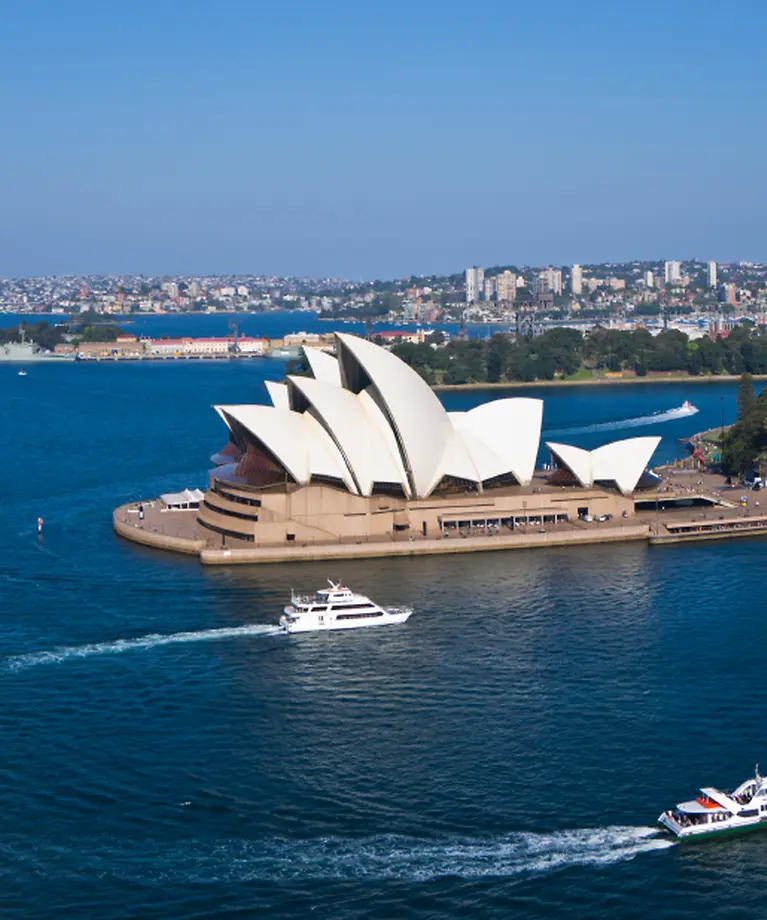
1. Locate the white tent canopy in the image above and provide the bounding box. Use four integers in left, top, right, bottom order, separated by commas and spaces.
161, 488, 205, 508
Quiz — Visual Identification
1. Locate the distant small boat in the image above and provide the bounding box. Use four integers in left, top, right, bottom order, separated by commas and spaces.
17, 369, 27, 376
679, 400, 697, 415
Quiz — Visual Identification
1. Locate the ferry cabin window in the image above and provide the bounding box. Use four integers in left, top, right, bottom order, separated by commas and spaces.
310, 606, 328, 613
329, 603, 377, 610
335, 611, 384, 620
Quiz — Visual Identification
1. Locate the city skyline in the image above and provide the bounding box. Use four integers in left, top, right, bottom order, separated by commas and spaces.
2, 1, 767, 278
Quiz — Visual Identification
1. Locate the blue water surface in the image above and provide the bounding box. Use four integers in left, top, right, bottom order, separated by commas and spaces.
2, 359, 767, 920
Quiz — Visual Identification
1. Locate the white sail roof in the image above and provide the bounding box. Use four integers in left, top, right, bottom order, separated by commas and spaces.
303, 347, 342, 386
357, 388, 411, 497
546, 442, 593, 486
449, 398, 543, 486
219, 334, 551, 500
547, 436, 660, 495
215, 404, 357, 492
335, 332, 454, 497
264, 380, 290, 409
286, 375, 409, 496
591, 436, 661, 494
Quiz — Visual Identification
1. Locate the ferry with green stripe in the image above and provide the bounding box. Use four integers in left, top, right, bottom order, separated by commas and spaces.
659, 766, 767, 841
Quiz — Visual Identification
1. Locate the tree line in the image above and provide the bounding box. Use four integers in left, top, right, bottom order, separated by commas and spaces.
386, 325, 767, 386
0, 318, 127, 348
722, 373, 767, 477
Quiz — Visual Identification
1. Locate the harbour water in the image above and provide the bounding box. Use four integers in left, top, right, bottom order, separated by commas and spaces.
3, 357, 767, 919
0, 309, 493, 340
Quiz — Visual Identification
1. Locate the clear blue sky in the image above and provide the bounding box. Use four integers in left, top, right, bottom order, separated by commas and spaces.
1, 0, 765, 279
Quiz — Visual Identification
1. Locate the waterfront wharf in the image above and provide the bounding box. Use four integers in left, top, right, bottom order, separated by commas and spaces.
650, 513, 767, 545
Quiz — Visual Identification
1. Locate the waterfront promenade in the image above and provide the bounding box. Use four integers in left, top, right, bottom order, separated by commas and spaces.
114, 465, 767, 563
113, 500, 650, 563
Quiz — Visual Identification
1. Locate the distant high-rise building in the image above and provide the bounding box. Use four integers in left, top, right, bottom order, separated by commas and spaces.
722, 282, 737, 305
707, 260, 718, 288
644, 270, 654, 288
496, 270, 517, 302
484, 276, 496, 301
570, 264, 582, 296
664, 260, 682, 284
465, 266, 484, 303
534, 267, 563, 296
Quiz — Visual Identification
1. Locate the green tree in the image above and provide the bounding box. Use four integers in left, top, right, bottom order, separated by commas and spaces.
737, 372, 756, 419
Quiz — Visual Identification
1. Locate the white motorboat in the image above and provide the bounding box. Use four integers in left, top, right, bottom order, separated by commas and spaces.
659, 766, 767, 841
679, 400, 697, 415
18, 369, 27, 376
280, 580, 413, 634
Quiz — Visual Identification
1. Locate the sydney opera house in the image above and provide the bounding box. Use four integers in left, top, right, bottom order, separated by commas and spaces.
168, 332, 663, 555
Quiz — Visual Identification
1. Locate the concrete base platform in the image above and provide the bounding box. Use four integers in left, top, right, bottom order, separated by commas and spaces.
198, 525, 650, 564
113, 507, 206, 555
113, 503, 650, 563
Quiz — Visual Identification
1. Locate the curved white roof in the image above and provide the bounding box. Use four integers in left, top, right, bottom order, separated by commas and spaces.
441, 425, 489, 484
215, 404, 357, 492
450, 398, 543, 486
264, 380, 290, 409
303, 347, 341, 386
546, 442, 593, 486
592, 436, 661, 495
335, 332, 453, 497
357, 388, 411, 496
214, 335, 552, 499
547, 436, 660, 495
286, 375, 409, 496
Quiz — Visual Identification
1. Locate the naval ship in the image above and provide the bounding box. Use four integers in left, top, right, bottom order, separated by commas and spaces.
0, 329, 76, 362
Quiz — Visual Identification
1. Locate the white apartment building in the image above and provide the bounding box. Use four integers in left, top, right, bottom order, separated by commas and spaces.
571, 264, 582, 296
484, 276, 496, 301
644, 270, 654, 288
664, 260, 682, 284
707, 260, 717, 288
495, 270, 517, 302
465, 266, 484, 302
534, 267, 563, 296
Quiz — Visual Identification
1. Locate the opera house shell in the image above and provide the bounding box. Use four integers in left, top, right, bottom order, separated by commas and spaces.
189, 332, 663, 548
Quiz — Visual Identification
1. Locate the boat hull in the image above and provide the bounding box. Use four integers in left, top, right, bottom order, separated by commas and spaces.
280, 608, 412, 634
658, 815, 767, 842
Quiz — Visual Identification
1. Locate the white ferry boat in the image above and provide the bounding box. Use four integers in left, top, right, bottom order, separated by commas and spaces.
679, 400, 697, 415
659, 766, 767, 841
280, 581, 413, 634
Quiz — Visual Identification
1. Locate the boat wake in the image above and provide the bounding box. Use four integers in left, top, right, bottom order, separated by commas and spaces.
546, 404, 699, 438
13, 826, 672, 883
223, 826, 673, 881
5, 624, 283, 671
